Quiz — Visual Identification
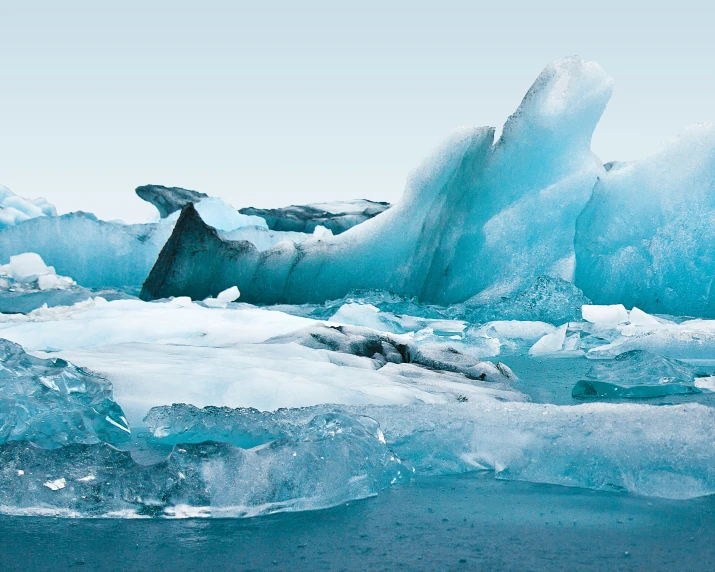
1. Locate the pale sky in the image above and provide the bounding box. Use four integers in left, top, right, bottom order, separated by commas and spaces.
1, 1, 712, 222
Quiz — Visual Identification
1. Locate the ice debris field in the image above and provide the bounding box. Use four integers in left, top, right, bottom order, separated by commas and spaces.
2, 56, 715, 518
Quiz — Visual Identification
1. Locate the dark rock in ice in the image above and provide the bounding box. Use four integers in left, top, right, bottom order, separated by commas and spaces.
265, 323, 514, 382
135, 184, 208, 218
141, 203, 261, 301
239, 199, 391, 235
0, 339, 130, 448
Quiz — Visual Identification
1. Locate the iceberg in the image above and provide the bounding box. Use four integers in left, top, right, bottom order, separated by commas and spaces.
0, 185, 56, 229
0, 338, 130, 449
141, 57, 613, 305
575, 124, 715, 317
239, 199, 391, 235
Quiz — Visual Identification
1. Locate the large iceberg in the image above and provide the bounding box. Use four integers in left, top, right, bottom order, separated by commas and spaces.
141, 57, 612, 305
575, 124, 715, 317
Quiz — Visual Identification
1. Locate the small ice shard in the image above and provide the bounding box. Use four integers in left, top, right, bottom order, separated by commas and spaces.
203, 286, 240, 308
216, 286, 240, 303
0, 338, 130, 448
628, 307, 661, 326
529, 324, 568, 356
582, 304, 628, 324
694, 377, 715, 392
43, 477, 66, 491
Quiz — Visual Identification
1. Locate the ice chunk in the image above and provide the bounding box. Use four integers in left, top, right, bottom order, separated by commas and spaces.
575, 124, 715, 317
4, 253, 55, 281
0, 185, 56, 229
628, 307, 661, 326
694, 377, 715, 392
582, 304, 628, 325
216, 286, 240, 303
141, 57, 613, 305
529, 324, 568, 355
0, 410, 407, 517
0, 338, 130, 448
135, 184, 208, 218
239, 199, 391, 235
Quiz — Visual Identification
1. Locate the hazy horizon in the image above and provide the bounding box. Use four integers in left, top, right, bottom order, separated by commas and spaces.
2, 1, 713, 222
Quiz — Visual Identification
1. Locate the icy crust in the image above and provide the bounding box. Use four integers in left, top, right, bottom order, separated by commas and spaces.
0, 339, 130, 449
0, 185, 56, 229
238, 199, 391, 235
145, 402, 715, 501
141, 57, 613, 305
0, 411, 406, 518
575, 124, 715, 317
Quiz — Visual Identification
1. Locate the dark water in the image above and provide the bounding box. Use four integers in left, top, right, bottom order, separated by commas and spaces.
1, 472, 713, 572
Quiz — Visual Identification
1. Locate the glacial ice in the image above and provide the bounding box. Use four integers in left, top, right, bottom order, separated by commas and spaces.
575, 124, 715, 317
0, 186, 56, 229
0, 410, 406, 517
141, 57, 613, 305
143, 401, 715, 500
0, 338, 130, 449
